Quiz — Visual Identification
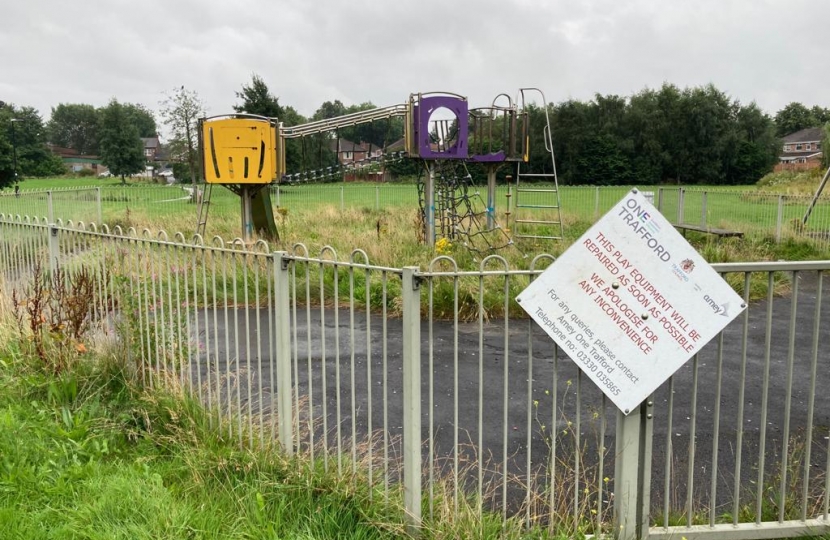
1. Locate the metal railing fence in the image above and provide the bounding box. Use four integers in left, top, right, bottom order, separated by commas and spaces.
1, 213, 830, 539
5, 184, 830, 252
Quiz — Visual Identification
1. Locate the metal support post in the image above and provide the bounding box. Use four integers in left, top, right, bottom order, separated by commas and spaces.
96, 187, 103, 226
274, 251, 294, 455
46, 190, 54, 223
595, 186, 601, 220
677, 189, 685, 224
241, 186, 253, 242
614, 399, 653, 540
701, 191, 708, 228
48, 224, 60, 276
425, 163, 436, 246
776, 195, 784, 242
402, 267, 422, 533
487, 165, 497, 229
657, 188, 663, 212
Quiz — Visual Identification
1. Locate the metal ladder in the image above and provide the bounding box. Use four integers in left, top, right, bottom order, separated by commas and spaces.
195, 183, 213, 238
513, 88, 564, 241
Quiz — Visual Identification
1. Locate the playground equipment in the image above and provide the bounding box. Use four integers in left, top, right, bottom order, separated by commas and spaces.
197, 89, 563, 249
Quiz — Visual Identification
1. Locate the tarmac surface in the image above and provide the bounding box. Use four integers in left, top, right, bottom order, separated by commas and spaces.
190, 270, 830, 514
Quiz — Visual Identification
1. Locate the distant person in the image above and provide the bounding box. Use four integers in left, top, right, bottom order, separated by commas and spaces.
14, 185, 19, 198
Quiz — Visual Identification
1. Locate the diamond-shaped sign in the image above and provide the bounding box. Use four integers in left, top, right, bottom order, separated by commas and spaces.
517, 189, 745, 414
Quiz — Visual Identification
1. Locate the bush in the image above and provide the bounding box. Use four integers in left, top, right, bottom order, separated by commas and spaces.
77, 168, 96, 177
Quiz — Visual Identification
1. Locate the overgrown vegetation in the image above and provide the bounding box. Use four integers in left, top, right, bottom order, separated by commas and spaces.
756, 167, 827, 196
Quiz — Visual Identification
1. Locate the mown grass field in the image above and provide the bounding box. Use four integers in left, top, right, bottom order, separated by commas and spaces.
2, 177, 830, 270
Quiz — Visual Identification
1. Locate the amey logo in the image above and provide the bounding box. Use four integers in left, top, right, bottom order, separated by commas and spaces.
704, 294, 730, 317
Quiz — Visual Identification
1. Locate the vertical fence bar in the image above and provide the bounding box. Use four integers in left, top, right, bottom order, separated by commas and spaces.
756, 273, 775, 524
776, 195, 784, 242
274, 252, 294, 455
595, 186, 600, 220
802, 272, 822, 520
732, 273, 751, 526
402, 266, 422, 533
46, 191, 54, 223
48, 223, 60, 276
96, 187, 103, 226
700, 191, 707, 228
778, 272, 799, 523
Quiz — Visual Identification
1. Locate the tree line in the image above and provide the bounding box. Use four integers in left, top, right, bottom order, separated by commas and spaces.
533, 84, 830, 186
2, 78, 829, 190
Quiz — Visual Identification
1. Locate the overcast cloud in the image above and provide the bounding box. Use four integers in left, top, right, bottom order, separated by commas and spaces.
1, 0, 826, 126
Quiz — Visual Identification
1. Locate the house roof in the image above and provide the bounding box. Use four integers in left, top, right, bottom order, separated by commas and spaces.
47, 144, 78, 157
141, 136, 160, 149
47, 144, 100, 159
780, 151, 822, 160
329, 138, 362, 152
782, 127, 824, 144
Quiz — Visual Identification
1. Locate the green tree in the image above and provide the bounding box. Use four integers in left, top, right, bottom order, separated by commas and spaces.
122, 103, 157, 138
233, 74, 310, 175
47, 103, 100, 155
774, 102, 817, 137
810, 106, 830, 125
233, 74, 284, 118
725, 102, 779, 184
160, 86, 206, 188
99, 99, 145, 184
0, 102, 19, 188
0, 103, 64, 187
822, 123, 830, 169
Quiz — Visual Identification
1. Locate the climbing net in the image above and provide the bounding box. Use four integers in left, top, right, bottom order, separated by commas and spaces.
416, 160, 520, 258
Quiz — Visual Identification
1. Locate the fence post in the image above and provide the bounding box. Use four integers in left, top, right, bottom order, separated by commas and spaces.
96, 187, 103, 226
657, 188, 663, 213
275, 185, 281, 208
701, 191, 708, 228
48, 223, 60, 276
776, 195, 784, 242
274, 251, 294, 455
402, 266, 422, 533
613, 399, 653, 540
47, 190, 54, 223
595, 186, 600, 220
340, 185, 345, 211
677, 189, 685, 224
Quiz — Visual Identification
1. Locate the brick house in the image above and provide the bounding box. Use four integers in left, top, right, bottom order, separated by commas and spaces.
47, 144, 103, 173
329, 138, 384, 165
774, 127, 824, 172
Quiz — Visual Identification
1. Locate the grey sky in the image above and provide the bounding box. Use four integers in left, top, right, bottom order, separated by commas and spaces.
1, 0, 826, 126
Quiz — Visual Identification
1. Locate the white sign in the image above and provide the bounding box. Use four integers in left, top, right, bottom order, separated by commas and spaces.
517, 189, 745, 414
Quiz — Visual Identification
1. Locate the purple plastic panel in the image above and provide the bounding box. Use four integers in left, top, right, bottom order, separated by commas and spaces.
468, 151, 506, 163
416, 95, 468, 160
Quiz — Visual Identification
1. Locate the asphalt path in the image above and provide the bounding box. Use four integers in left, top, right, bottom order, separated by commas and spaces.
190, 271, 830, 514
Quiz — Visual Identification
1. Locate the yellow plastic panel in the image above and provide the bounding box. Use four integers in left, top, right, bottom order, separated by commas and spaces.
202, 118, 276, 184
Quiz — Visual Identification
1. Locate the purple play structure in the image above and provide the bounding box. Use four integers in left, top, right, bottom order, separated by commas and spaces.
413, 94, 469, 160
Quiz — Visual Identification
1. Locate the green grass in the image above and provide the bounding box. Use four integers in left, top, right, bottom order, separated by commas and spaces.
0, 352, 404, 539
0, 312, 587, 539
4, 178, 829, 245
